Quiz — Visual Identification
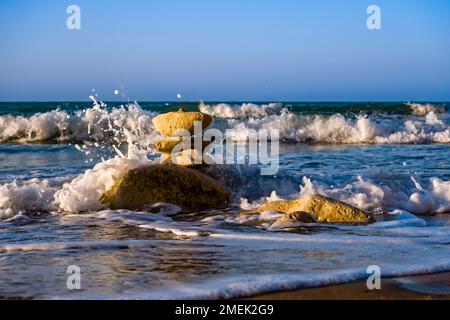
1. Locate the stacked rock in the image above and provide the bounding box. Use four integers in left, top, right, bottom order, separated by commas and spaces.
152, 108, 213, 167
100, 108, 230, 212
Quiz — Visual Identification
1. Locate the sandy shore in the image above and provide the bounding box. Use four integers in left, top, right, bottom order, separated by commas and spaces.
245, 272, 450, 300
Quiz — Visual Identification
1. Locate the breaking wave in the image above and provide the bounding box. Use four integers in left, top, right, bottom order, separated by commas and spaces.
406, 102, 446, 116
0, 103, 158, 144
0, 158, 150, 219
0, 101, 448, 145
199, 102, 284, 119
240, 174, 450, 217
2, 160, 449, 220
225, 108, 449, 144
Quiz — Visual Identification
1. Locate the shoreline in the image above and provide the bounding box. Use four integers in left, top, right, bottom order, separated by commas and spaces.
244, 271, 450, 300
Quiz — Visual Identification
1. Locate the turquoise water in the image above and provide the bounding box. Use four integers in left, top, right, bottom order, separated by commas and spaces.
0, 101, 449, 299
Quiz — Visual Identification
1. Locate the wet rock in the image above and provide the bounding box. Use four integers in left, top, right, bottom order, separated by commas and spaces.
257, 199, 303, 214
301, 195, 373, 223
256, 195, 372, 224
154, 138, 183, 153
154, 138, 211, 154
101, 164, 230, 212
167, 149, 214, 167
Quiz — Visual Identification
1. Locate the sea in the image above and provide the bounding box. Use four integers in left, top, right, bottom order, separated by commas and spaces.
0, 100, 449, 299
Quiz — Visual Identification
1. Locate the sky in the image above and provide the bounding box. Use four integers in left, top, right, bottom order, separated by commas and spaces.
0, 0, 449, 101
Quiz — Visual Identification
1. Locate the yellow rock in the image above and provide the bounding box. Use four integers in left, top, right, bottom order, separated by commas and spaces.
101, 164, 230, 212
154, 138, 183, 153
171, 149, 214, 167
301, 195, 372, 223
155, 138, 211, 153
256, 195, 372, 224
152, 109, 212, 137
158, 149, 214, 168
257, 199, 303, 214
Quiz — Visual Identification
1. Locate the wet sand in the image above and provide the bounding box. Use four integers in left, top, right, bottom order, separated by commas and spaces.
245, 272, 450, 300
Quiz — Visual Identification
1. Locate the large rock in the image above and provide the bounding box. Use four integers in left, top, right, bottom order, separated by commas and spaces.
256, 195, 372, 224
101, 165, 230, 212
152, 110, 212, 137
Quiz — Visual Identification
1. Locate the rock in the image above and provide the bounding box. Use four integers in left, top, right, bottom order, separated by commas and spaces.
271, 211, 316, 228
301, 195, 372, 223
141, 202, 182, 216
256, 195, 372, 224
101, 164, 230, 212
171, 149, 214, 167
257, 199, 303, 214
155, 138, 212, 154
152, 109, 212, 137
159, 149, 214, 168
154, 138, 183, 153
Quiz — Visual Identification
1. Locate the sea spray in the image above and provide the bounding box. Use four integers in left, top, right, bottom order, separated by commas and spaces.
1, 102, 448, 144
224, 110, 449, 144
0, 102, 158, 144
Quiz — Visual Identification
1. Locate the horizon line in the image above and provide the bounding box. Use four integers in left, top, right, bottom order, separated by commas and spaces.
0, 100, 449, 103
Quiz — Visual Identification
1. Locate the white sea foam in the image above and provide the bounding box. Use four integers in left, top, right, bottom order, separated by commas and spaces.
1, 102, 448, 145
56, 224, 450, 299
199, 102, 284, 119
300, 175, 449, 214
54, 157, 151, 212
0, 148, 154, 218
240, 175, 450, 217
225, 110, 449, 144
93, 209, 204, 237
407, 102, 446, 116
0, 179, 59, 219
0, 103, 157, 143
0, 240, 162, 253
2, 168, 447, 221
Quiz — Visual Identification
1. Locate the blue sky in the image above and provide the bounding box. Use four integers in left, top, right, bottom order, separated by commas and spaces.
0, 0, 449, 101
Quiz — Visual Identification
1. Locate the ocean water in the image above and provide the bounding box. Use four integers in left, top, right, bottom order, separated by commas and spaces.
0, 101, 449, 299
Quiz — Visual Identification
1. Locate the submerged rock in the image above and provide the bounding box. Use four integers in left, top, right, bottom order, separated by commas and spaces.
152, 109, 212, 137
271, 211, 317, 228
256, 195, 372, 224
101, 165, 230, 212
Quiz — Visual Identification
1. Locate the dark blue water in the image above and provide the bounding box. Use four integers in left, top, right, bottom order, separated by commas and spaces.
0, 101, 447, 116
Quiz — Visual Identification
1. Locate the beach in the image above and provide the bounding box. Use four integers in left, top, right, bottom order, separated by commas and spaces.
247, 272, 450, 300
0, 101, 449, 299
